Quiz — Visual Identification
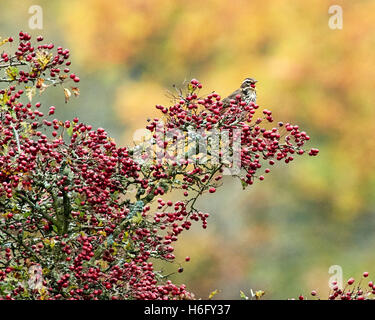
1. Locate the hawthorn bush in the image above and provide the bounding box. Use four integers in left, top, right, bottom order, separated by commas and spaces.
0, 32, 318, 300
296, 272, 375, 300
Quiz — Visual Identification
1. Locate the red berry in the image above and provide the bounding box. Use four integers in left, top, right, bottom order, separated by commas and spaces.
347, 278, 355, 285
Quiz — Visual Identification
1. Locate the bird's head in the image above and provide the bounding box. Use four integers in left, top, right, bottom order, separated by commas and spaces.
241, 78, 258, 89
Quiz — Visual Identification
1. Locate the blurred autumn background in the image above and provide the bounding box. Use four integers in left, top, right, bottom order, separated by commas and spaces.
1, 0, 375, 299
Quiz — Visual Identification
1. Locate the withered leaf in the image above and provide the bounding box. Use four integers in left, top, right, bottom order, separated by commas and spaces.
36, 78, 48, 94
63, 87, 71, 103
26, 86, 36, 102
71, 87, 80, 97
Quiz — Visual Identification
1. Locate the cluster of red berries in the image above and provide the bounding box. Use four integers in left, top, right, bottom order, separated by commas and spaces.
0, 31, 77, 85
0, 34, 198, 299
0, 34, 318, 300
148, 79, 318, 186
297, 272, 375, 300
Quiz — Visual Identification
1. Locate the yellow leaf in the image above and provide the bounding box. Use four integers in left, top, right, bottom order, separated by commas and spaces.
99, 231, 107, 237
255, 290, 265, 300
0, 91, 9, 106
98, 260, 108, 269
208, 289, 220, 300
38, 287, 48, 300
0, 37, 9, 46
35, 50, 52, 69
50, 238, 56, 249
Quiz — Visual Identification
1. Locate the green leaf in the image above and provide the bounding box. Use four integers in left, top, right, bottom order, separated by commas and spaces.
130, 212, 143, 225
23, 211, 31, 218
160, 181, 169, 191
240, 290, 249, 300
240, 179, 248, 190
110, 191, 119, 201
9, 110, 16, 119
0, 144, 8, 156
74, 196, 82, 206
6, 66, 18, 81
66, 125, 73, 137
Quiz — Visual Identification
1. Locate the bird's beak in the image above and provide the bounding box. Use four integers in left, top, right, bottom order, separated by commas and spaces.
251, 80, 258, 88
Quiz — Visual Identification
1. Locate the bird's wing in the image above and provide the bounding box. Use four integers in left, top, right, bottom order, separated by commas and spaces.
222, 89, 241, 107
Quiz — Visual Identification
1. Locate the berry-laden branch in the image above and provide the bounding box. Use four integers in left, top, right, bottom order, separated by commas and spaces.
0, 32, 319, 300
297, 272, 375, 300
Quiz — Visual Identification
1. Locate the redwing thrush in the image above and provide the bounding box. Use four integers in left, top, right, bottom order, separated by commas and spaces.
221, 77, 258, 113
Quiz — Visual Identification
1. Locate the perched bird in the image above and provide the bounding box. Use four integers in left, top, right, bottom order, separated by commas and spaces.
221, 77, 258, 113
